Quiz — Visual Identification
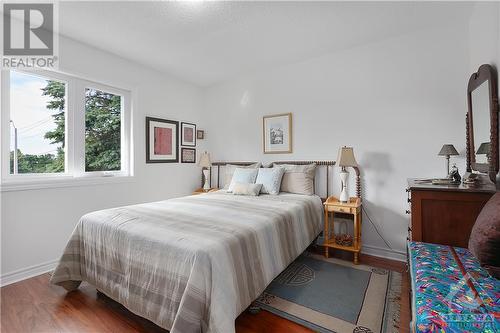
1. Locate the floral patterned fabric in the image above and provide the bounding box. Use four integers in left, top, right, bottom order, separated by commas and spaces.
408, 241, 500, 332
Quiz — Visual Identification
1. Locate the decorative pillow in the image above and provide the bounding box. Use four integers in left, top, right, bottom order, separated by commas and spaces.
468, 192, 500, 279
277, 163, 316, 195
255, 167, 285, 195
223, 163, 261, 189
232, 183, 262, 196
228, 168, 258, 192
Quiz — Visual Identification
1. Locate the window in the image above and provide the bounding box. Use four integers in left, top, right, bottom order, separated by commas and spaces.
1, 69, 131, 187
85, 88, 122, 172
9, 71, 67, 174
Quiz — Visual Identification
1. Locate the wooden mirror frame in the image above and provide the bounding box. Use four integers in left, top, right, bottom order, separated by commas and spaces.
466, 64, 499, 183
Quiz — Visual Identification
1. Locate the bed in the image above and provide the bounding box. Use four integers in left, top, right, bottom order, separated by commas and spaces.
50, 185, 325, 332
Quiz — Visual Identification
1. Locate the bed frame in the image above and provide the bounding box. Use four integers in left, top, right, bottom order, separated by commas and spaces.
210, 160, 361, 200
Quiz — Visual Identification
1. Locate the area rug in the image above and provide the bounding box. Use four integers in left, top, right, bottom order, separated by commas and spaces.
253, 253, 401, 333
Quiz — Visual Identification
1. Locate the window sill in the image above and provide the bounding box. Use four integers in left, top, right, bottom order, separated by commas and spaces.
0, 175, 135, 192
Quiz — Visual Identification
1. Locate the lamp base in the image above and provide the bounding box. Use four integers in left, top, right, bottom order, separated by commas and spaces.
339, 169, 349, 203
203, 169, 210, 191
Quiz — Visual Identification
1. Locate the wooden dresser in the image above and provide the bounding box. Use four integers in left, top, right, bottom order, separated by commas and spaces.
406, 179, 496, 248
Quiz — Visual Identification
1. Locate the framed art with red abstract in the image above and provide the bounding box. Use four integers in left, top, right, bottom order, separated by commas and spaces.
146, 117, 179, 163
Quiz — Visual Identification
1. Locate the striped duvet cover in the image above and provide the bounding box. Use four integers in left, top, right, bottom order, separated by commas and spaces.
50, 191, 323, 333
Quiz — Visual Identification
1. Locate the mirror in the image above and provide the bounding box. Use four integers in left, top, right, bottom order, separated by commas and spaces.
466, 64, 499, 183
471, 80, 491, 164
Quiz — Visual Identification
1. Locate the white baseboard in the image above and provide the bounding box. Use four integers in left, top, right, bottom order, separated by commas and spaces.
0, 259, 58, 287
361, 244, 407, 262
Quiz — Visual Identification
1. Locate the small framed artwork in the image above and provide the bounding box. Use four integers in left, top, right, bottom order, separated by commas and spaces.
181, 148, 196, 163
146, 117, 179, 163
197, 130, 205, 140
181, 122, 196, 146
263, 113, 292, 154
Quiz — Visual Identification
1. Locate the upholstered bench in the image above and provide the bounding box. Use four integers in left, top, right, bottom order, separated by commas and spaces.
408, 241, 500, 332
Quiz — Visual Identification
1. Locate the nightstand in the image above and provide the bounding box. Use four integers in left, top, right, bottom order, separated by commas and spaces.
323, 196, 362, 264
192, 188, 218, 195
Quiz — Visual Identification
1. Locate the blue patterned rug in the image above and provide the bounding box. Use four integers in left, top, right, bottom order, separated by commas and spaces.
253, 253, 401, 333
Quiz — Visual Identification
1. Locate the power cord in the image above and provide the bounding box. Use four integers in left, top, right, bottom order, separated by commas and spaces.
361, 205, 394, 250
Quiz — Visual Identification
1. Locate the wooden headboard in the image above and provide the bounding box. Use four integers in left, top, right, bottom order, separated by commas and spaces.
210, 160, 361, 199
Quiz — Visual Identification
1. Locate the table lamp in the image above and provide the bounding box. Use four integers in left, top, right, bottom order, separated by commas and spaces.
198, 151, 212, 191
476, 142, 491, 160
438, 144, 459, 177
336, 146, 358, 203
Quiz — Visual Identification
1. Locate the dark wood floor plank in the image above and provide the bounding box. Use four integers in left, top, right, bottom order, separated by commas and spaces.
1, 251, 409, 333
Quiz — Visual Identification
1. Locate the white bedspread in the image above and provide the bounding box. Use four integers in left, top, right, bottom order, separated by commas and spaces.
51, 191, 323, 333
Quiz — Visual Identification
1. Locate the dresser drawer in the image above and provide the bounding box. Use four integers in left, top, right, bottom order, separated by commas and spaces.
325, 205, 357, 214
408, 187, 493, 247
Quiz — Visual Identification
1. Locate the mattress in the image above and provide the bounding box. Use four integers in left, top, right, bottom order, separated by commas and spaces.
408, 241, 500, 333
50, 191, 323, 333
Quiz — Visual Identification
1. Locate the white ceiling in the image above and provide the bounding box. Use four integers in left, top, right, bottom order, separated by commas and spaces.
58, 1, 473, 87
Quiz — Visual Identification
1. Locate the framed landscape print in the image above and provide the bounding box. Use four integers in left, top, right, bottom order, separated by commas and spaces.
263, 113, 292, 154
146, 117, 179, 163
181, 122, 196, 146
181, 148, 196, 163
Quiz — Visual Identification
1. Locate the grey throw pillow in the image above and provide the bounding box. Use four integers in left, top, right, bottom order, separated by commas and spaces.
277, 163, 316, 195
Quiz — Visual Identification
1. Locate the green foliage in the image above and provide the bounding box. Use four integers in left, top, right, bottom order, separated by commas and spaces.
85, 89, 121, 172
10, 149, 59, 174
11, 81, 121, 174
42, 81, 65, 147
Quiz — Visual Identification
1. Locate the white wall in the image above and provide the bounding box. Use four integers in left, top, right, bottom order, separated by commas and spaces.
203, 23, 472, 260
468, 2, 500, 72
0, 36, 205, 284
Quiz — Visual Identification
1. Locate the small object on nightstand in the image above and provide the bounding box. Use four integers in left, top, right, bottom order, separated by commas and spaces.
462, 172, 479, 185
335, 234, 353, 247
192, 188, 218, 195
449, 163, 461, 182
431, 178, 460, 185
323, 196, 362, 264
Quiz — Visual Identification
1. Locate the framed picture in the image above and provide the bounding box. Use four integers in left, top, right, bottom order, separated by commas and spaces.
181, 122, 196, 146
146, 117, 179, 163
197, 130, 205, 140
181, 148, 196, 163
263, 113, 292, 154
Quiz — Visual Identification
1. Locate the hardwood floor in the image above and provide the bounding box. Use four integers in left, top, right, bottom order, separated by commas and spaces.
1, 250, 410, 333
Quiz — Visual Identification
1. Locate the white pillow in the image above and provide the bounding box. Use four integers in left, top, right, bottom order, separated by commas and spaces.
232, 183, 262, 196
228, 168, 258, 192
223, 163, 261, 189
255, 167, 285, 195
277, 163, 316, 195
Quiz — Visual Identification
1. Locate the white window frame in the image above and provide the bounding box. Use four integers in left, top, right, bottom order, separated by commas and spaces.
0, 69, 132, 191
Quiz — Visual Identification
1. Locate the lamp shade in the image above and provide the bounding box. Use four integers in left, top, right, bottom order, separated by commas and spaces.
438, 144, 459, 156
476, 142, 490, 155
336, 146, 358, 167
198, 151, 212, 167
